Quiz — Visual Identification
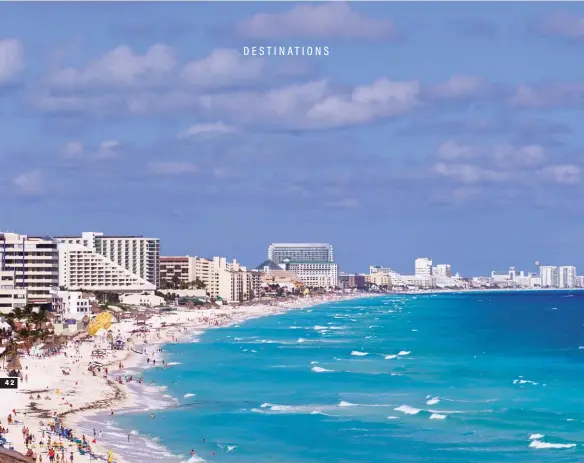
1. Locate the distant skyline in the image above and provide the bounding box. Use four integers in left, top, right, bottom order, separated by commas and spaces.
2, 2, 584, 275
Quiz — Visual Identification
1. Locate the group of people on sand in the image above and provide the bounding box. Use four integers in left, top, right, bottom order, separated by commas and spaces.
0, 415, 80, 462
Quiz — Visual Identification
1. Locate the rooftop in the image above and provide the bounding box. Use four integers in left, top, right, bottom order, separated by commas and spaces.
268, 243, 333, 248
285, 261, 338, 265
255, 259, 282, 271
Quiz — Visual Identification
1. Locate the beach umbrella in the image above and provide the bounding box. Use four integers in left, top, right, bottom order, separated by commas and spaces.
6, 355, 22, 370
87, 312, 113, 336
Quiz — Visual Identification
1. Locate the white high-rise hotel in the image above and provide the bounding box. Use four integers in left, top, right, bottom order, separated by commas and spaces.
0, 233, 59, 306
559, 266, 576, 288
57, 232, 160, 292
268, 243, 338, 288
540, 265, 577, 288
268, 243, 334, 264
415, 258, 433, 277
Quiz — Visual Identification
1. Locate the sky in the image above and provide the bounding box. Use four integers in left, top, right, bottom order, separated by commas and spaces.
2, 1, 584, 276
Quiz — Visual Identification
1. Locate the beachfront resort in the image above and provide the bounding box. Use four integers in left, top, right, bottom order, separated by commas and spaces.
0, 230, 582, 462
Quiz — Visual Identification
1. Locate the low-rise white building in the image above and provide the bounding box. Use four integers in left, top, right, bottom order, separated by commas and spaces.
120, 292, 165, 307
53, 290, 96, 320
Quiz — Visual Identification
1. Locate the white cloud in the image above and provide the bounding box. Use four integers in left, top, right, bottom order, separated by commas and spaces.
233, 3, 397, 40
492, 144, 546, 167
537, 12, 584, 41
509, 83, 584, 108
0, 38, 25, 85
212, 167, 239, 179
433, 141, 576, 190
437, 141, 479, 160
148, 162, 199, 175
306, 79, 420, 127
538, 164, 580, 185
198, 78, 420, 129
47, 44, 176, 87
433, 163, 509, 184
12, 170, 43, 195
62, 140, 121, 160
181, 49, 265, 87
96, 140, 121, 159
427, 75, 489, 100
64, 141, 84, 158
178, 122, 238, 139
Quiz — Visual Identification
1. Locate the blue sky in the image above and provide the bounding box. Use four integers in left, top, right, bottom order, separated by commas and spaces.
2, 2, 584, 276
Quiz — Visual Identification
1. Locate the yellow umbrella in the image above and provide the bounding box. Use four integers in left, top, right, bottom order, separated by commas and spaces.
87, 312, 113, 336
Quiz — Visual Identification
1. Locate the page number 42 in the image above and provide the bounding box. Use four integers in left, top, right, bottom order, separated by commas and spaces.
0, 378, 18, 389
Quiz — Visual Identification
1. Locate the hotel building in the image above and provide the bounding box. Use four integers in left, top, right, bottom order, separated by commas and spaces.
433, 264, 452, 277
162, 255, 259, 303
285, 262, 339, 288
267, 243, 338, 289
57, 232, 159, 293
0, 232, 59, 305
208, 257, 256, 302
415, 258, 433, 277
540, 266, 559, 288
0, 270, 27, 314
559, 266, 576, 288
160, 256, 197, 288
339, 273, 366, 289
57, 232, 160, 287
268, 243, 334, 264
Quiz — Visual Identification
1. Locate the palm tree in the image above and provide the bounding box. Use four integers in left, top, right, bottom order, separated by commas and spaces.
170, 275, 181, 290
191, 278, 206, 290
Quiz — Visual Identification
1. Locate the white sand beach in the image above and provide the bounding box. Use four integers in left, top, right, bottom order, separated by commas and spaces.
0, 293, 370, 463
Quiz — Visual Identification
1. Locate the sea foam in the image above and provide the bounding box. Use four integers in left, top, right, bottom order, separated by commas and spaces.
311, 366, 333, 373
394, 405, 421, 415
529, 440, 576, 449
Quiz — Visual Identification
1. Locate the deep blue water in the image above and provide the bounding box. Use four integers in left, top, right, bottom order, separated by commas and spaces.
110, 292, 584, 463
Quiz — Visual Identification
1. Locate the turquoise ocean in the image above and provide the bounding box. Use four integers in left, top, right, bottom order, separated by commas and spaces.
80, 292, 584, 463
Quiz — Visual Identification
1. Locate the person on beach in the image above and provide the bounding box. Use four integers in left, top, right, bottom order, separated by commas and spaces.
128, 433, 130, 442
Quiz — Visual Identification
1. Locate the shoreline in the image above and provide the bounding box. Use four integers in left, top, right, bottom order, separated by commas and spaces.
396, 287, 584, 295
1, 292, 375, 463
